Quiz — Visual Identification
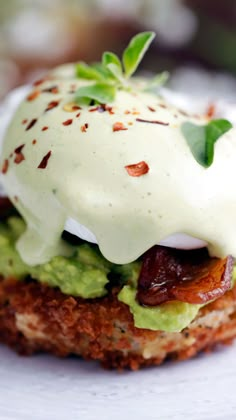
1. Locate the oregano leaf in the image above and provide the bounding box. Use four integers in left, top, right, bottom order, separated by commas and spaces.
181, 119, 233, 168
75, 62, 104, 81
102, 52, 122, 73
122, 32, 155, 78
76, 83, 116, 104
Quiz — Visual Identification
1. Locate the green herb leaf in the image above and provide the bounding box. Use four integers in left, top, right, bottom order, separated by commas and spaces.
122, 31, 155, 78
106, 63, 125, 84
102, 52, 122, 73
76, 83, 116, 104
75, 62, 104, 81
181, 119, 233, 168
91, 63, 114, 80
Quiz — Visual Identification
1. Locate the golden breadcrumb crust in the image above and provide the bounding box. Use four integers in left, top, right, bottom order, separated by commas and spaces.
0, 277, 236, 370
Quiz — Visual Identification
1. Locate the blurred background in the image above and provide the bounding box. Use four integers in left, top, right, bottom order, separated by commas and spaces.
0, 0, 236, 100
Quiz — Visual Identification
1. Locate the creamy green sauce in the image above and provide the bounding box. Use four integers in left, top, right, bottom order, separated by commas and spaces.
1, 69, 236, 268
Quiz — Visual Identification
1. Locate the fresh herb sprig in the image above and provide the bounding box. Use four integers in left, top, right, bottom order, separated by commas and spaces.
181, 119, 233, 168
75, 32, 168, 104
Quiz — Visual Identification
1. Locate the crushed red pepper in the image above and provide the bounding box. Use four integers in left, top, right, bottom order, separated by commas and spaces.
42, 126, 49, 131
45, 100, 60, 112
27, 90, 40, 102
26, 119, 37, 131
136, 118, 169, 126
206, 104, 216, 119
62, 119, 73, 126
22, 119, 28, 125
125, 161, 149, 177
81, 123, 89, 132
105, 105, 115, 115
148, 106, 156, 112
178, 109, 190, 117
32, 139, 37, 145
38, 151, 52, 169
33, 79, 45, 87
14, 144, 25, 164
113, 122, 128, 132
76, 112, 81, 118
42, 86, 59, 94
1, 159, 9, 174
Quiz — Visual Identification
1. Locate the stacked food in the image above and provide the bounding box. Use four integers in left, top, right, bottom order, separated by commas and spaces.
0, 33, 236, 370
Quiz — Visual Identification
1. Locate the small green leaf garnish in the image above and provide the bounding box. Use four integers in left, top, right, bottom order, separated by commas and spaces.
122, 32, 155, 78
102, 52, 122, 73
91, 63, 113, 80
181, 119, 233, 168
76, 83, 116, 104
75, 31, 165, 104
75, 62, 104, 81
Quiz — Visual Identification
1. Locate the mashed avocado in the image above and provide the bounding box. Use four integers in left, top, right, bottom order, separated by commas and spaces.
0, 217, 140, 299
0, 217, 233, 332
118, 286, 201, 332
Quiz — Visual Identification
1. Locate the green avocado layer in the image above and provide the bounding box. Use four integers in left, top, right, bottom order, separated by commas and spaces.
0, 216, 232, 333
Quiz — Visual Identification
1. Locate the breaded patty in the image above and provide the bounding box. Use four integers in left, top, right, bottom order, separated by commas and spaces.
0, 277, 236, 369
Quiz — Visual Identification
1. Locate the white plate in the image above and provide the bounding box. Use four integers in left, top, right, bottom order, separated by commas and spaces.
0, 342, 235, 420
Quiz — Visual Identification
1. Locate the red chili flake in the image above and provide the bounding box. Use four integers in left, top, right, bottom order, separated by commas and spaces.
179, 109, 189, 117
45, 100, 60, 112
14, 144, 25, 154
89, 106, 100, 112
206, 103, 216, 119
72, 105, 81, 111
42, 126, 49, 131
62, 119, 73, 126
113, 122, 128, 132
81, 123, 89, 132
38, 151, 52, 169
42, 86, 59, 94
136, 118, 169, 126
105, 105, 114, 115
76, 112, 81, 118
1, 159, 9, 174
26, 118, 37, 131
159, 104, 167, 109
22, 119, 28, 125
125, 161, 149, 177
14, 144, 25, 164
32, 139, 37, 145
27, 90, 40, 101
124, 110, 131, 115
33, 79, 45, 87
148, 106, 156, 112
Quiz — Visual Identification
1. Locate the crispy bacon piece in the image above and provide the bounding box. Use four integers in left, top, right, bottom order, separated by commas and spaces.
206, 104, 216, 119
137, 246, 234, 306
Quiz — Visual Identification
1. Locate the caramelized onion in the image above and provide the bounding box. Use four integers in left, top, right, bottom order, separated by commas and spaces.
137, 246, 234, 306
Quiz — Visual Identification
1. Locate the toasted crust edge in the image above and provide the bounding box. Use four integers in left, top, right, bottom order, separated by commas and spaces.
0, 277, 236, 369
